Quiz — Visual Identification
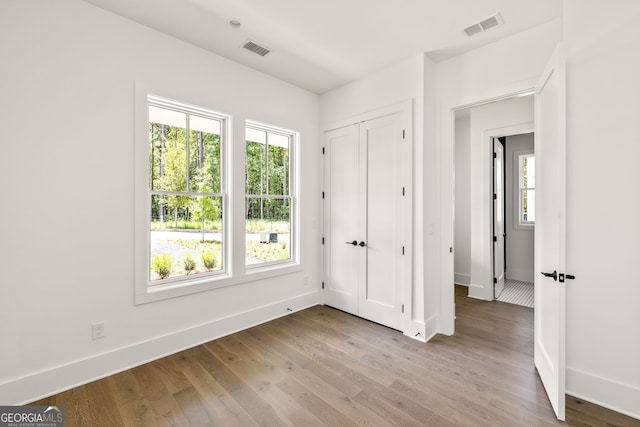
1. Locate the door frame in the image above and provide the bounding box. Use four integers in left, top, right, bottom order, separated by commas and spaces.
321, 100, 414, 337
441, 84, 537, 335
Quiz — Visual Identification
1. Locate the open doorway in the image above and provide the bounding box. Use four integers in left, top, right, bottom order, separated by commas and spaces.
453, 95, 534, 307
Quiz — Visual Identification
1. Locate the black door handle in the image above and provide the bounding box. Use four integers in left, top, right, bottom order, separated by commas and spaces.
359, 241, 366, 247
345, 240, 357, 246
541, 270, 558, 281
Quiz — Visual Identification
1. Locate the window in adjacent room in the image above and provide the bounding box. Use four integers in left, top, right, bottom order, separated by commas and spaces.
518, 153, 535, 225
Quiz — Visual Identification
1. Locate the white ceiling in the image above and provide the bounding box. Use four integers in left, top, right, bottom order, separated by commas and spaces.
82, 0, 561, 94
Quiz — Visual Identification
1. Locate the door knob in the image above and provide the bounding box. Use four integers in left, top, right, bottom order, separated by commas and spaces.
358, 241, 366, 247
541, 270, 558, 281
345, 240, 357, 246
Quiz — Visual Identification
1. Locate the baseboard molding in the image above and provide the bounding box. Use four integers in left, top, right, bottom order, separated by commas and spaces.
405, 320, 427, 342
467, 283, 491, 301
505, 270, 534, 283
454, 273, 470, 285
1, 291, 320, 405
567, 367, 640, 421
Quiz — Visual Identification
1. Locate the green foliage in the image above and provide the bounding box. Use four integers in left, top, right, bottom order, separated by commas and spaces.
202, 249, 219, 271
245, 220, 289, 234
151, 253, 172, 279
183, 253, 196, 274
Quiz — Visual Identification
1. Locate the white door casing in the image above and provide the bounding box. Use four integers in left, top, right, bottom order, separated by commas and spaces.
534, 44, 567, 421
493, 138, 506, 299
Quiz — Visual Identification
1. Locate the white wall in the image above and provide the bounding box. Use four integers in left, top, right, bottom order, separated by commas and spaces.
563, 0, 640, 418
0, 0, 320, 404
467, 96, 534, 300
454, 115, 471, 285
504, 133, 535, 283
320, 54, 429, 338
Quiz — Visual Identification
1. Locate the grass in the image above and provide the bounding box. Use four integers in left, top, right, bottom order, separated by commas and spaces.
152, 219, 289, 233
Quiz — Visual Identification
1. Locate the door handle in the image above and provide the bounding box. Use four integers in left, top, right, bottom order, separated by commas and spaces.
345, 240, 358, 246
358, 241, 366, 247
541, 270, 558, 281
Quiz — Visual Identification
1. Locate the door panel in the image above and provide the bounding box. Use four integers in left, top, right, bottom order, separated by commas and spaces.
323, 125, 359, 314
493, 138, 506, 298
359, 115, 403, 330
534, 45, 566, 421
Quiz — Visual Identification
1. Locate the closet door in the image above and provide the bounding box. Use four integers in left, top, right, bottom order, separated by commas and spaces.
323, 124, 360, 314
323, 113, 404, 331
358, 114, 403, 330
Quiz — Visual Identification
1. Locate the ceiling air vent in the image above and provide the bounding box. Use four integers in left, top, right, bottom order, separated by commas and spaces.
242, 40, 271, 57
464, 13, 504, 37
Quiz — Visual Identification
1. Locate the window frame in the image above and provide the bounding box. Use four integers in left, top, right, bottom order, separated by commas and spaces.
515, 151, 535, 229
135, 90, 232, 304
245, 121, 298, 271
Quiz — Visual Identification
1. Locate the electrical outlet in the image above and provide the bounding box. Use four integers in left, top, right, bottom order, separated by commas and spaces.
92, 321, 105, 340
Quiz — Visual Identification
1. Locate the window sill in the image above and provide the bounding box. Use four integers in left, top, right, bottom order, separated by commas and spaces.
135, 262, 302, 305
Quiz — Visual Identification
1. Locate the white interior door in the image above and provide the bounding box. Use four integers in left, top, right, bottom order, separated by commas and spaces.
358, 114, 403, 330
323, 113, 404, 331
534, 45, 567, 421
493, 138, 506, 299
323, 124, 360, 314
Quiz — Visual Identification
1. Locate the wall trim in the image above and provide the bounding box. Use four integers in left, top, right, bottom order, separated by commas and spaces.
567, 367, 640, 421
1, 291, 320, 405
454, 273, 470, 285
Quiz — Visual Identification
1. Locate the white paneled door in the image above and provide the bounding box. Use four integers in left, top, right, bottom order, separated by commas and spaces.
493, 138, 505, 299
534, 45, 567, 421
323, 113, 404, 331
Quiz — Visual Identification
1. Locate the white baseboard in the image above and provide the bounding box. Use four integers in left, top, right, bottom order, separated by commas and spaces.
467, 283, 491, 301
1, 291, 320, 405
405, 320, 427, 342
505, 269, 534, 283
567, 367, 640, 421
454, 273, 470, 285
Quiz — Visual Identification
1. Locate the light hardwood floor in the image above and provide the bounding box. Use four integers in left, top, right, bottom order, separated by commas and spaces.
32, 286, 639, 426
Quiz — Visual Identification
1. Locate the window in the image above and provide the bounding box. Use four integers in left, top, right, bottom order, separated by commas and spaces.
146, 95, 228, 286
245, 122, 295, 267
518, 153, 535, 225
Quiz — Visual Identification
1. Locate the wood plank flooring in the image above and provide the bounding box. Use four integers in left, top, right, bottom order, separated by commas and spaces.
32, 286, 639, 426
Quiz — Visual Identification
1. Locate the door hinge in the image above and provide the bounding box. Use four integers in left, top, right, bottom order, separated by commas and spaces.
493, 277, 497, 284
322, 191, 325, 199
402, 304, 405, 313
493, 152, 497, 158
402, 187, 405, 196
322, 281, 325, 289
322, 147, 325, 155
493, 236, 497, 242
322, 237, 325, 245
402, 246, 405, 255
402, 129, 406, 139
493, 193, 497, 200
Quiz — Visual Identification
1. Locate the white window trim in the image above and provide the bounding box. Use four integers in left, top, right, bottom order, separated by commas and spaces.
514, 150, 535, 230
134, 83, 302, 305
245, 120, 299, 271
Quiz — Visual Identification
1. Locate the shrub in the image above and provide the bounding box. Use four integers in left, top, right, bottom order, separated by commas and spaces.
152, 253, 172, 279
183, 253, 196, 274
202, 249, 219, 271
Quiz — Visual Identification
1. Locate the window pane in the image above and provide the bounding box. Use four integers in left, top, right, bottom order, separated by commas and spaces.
189, 116, 221, 193
149, 108, 187, 192
245, 197, 291, 265
525, 156, 535, 188
268, 135, 289, 195
246, 139, 266, 195
150, 194, 223, 281
522, 189, 535, 222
